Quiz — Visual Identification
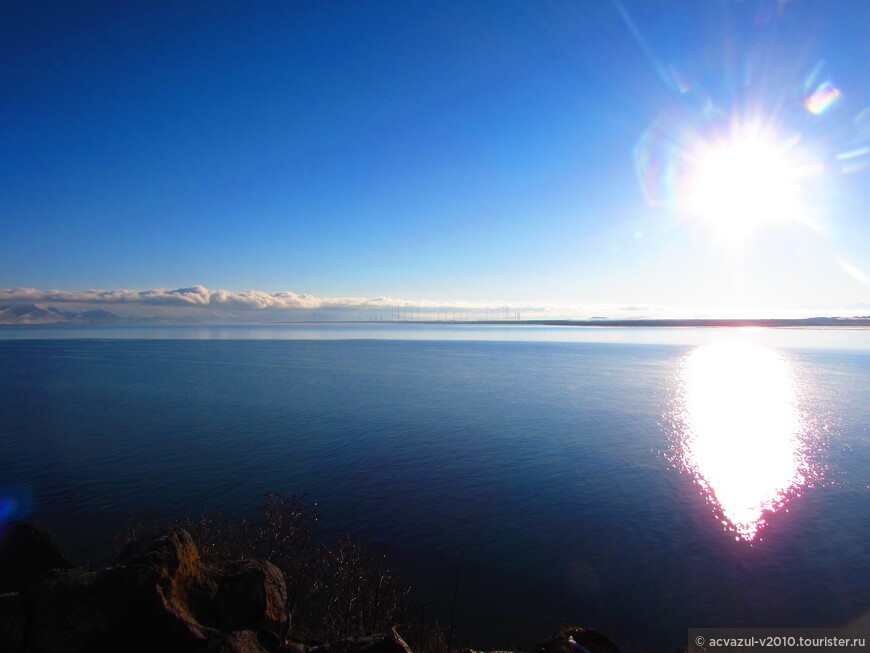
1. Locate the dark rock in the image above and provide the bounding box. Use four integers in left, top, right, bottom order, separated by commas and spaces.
0, 591, 26, 651
113, 527, 199, 569
216, 630, 271, 653
0, 523, 630, 653
0, 522, 74, 593
283, 642, 311, 653
309, 628, 414, 653
535, 627, 622, 653
213, 558, 288, 635
0, 528, 289, 653
18, 558, 208, 652
114, 529, 288, 643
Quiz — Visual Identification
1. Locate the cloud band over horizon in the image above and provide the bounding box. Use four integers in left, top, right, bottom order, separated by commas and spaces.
0, 285, 399, 311
0, 285, 676, 318
1, 285, 865, 322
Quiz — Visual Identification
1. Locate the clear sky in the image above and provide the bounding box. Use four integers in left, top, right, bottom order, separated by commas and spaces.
2, 0, 869, 320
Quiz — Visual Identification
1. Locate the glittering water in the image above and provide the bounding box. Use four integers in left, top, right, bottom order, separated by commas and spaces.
0, 326, 867, 650
669, 341, 816, 541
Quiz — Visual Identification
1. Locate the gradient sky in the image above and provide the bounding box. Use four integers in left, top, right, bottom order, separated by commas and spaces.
3, 0, 869, 319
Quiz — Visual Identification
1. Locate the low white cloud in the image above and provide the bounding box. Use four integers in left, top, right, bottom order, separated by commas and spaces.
0, 286, 861, 321
0, 285, 398, 310
0, 286, 671, 317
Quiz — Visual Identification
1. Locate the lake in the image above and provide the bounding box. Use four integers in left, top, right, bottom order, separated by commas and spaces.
0, 324, 868, 650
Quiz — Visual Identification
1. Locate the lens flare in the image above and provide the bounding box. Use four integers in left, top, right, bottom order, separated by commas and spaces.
0, 486, 34, 538
804, 81, 841, 115
837, 146, 870, 175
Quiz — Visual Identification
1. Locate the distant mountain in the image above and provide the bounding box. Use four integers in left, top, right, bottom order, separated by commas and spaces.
70, 309, 124, 324
0, 304, 122, 325
0, 304, 71, 324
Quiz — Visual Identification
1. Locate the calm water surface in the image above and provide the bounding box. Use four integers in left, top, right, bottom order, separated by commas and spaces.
0, 325, 867, 650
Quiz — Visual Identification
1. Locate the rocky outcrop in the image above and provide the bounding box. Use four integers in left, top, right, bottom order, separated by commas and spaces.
534, 627, 622, 653
0, 525, 288, 653
310, 630, 414, 653
0, 523, 624, 653
0, 522, 74, 594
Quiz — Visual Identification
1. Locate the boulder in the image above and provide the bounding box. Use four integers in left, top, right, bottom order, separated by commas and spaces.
0, 527, 288, 653
0, 591, 26, 651
535, 627, 622, 653
0, 522, 74, 593
218, 630, 273, 653
213, 558, 288, 635
309, 628, 414, 653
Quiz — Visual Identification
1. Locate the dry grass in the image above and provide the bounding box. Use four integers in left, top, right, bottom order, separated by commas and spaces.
115, 493, 410, 643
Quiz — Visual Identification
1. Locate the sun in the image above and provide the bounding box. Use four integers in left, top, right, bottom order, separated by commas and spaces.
684, 127, 813, 241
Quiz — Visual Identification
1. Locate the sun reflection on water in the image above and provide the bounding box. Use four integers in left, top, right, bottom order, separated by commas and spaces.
671, 340, 815, 541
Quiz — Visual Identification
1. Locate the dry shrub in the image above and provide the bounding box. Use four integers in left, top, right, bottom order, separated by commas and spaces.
115, 493, 410, 642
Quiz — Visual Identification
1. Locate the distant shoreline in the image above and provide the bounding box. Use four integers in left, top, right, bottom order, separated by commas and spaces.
439, 318, 870, 328
272, 318, 870, 328
1, 317, 869, 328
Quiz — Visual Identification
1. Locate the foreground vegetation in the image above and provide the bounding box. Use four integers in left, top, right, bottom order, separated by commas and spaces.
2, 500, 627, 653
115, 493, 437, 647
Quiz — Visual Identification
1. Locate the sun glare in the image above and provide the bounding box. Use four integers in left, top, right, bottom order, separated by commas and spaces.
636, 115, 826, 245
686, 131, 807, 241
672, 340, 815, 541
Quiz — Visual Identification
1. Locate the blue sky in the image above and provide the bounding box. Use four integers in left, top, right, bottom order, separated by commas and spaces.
2, 1, 869, 319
